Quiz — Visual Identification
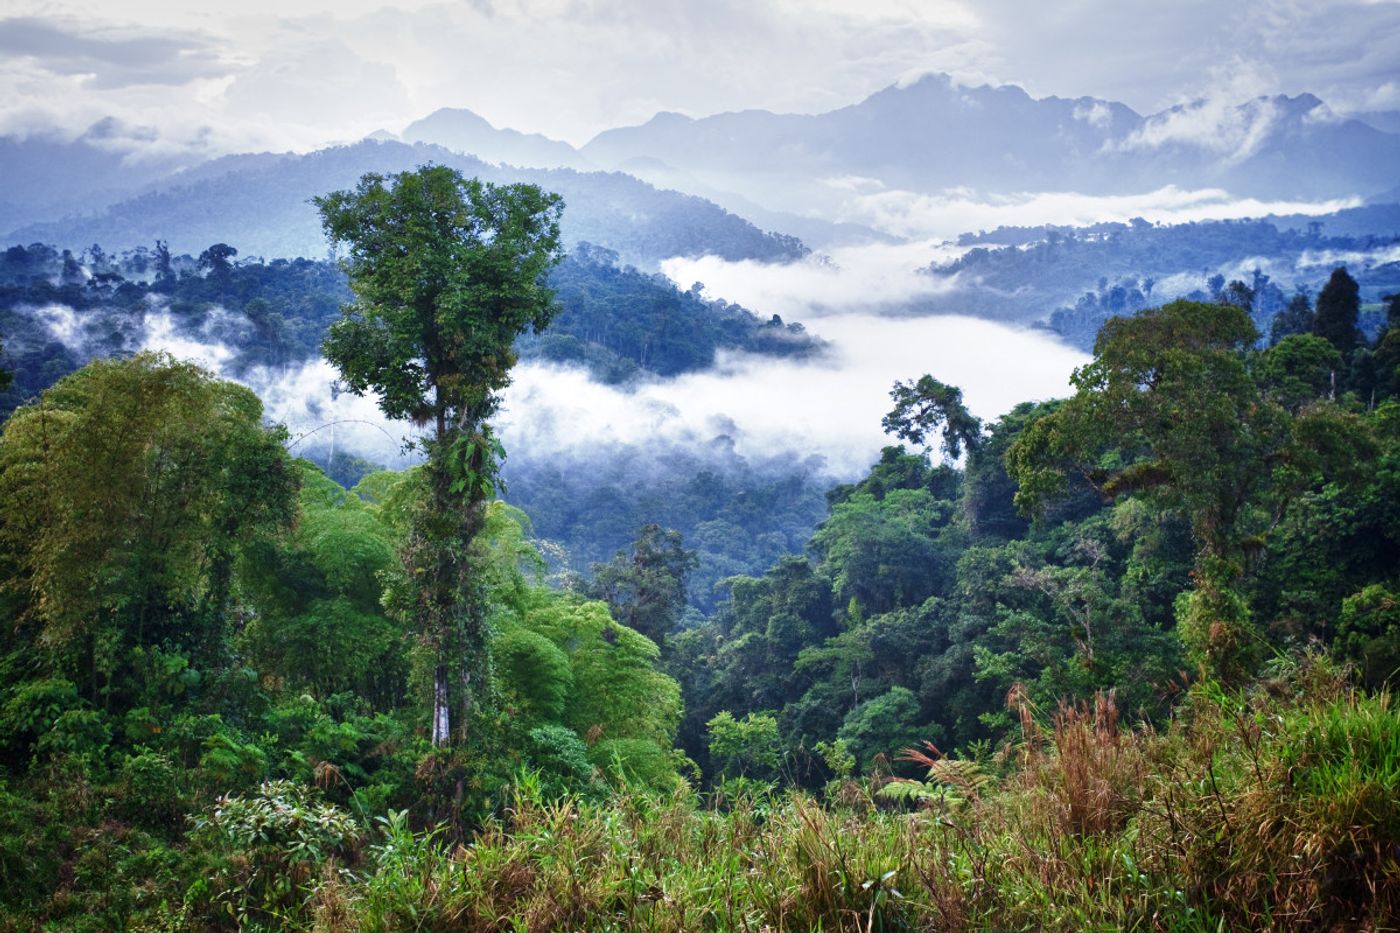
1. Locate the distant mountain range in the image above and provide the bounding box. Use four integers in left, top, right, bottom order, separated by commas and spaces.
2, 72, 1396, 263
400, 108, 593, 171
579, 75, 1400, 220
6, 140, 806, 268
0, 122, 204, 233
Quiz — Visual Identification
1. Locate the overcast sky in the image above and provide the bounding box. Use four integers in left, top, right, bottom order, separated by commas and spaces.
1, 0, 1398, 157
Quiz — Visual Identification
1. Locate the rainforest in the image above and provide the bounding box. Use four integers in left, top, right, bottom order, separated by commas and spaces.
3, 3, 1400, 929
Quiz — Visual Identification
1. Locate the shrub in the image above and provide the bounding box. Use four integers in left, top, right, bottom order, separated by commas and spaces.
190, 780, 361, 927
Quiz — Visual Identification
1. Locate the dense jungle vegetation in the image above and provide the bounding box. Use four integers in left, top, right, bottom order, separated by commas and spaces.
1, 169, 1400, 929
0, 237, 818, 417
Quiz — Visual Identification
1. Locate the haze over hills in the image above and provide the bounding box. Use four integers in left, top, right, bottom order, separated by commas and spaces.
4, 72, 1396, 261
1355, 110, 1400, 134
399, 108, 593, 171
0, 122, 206, 232
6, 139, 807, 268
581, 74, 1400, 222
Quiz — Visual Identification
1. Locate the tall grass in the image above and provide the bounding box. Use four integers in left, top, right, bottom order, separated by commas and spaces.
269, 656, 1400, 931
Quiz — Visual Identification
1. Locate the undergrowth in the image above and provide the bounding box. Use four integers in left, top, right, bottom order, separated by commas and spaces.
5, 654, 1397, 931
296, 655, 1398, 932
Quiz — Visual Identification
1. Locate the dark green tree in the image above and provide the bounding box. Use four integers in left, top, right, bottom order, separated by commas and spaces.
585, 524, 697, 646
0, 333, 11, 394
1312, 266, 1361, 358
197, 243, 238, 280
882, 375, 983, 460
0, 353, 297, 708
1006, 302, 1279, 679
1270, 292, 1314, 345
314, 165, 564, 746
1384, 293, 1400, 333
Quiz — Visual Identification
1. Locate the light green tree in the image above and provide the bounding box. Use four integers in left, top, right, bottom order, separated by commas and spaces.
0, 353, 297, 707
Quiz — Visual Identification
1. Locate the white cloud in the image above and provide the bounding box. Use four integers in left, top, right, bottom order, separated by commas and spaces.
661, 239, 966, 319
833, 185, 1360, 240
1297, 243, 1400, 269
5, 0, 1397, 160
1119, 97, 1282, 162
1073, 100, 1112, 129
497, 313, 1084, 477
220, 37, 411, 136
94, 240, 1086, 480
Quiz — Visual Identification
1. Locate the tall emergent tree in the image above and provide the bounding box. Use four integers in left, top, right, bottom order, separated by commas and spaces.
315, 166, 564, 746
883, 375, 983, 460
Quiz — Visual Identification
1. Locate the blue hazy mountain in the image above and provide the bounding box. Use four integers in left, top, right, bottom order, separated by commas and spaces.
0, 120, 204, 233
582, 75, 1400, 216
399, 107, 593, 170
6, 140, 807, 267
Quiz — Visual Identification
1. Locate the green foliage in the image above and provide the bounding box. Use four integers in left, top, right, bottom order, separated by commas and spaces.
507, 443, 829, 616
316, 166, 564, 425
0, 677, 81, 757
238, 462, 405, 704
191, 780, 361, 927
116, 751, 186, 829
883, 374, 983, 460
591, 737, 688, 793
207, 668, 1381, 931
812, 487, 960, 619
1257, 332, 1343, 410
837, 686, 927, 770
198, 728, 269, 788
706, 710, 782, 780
1175, 575, 1259, 680
524, 724, 604, 799
522, 595, 682, 750
1336, 584, 1400, 687
4, 251, 1400, 927
495, 627, 573, 721
1006, 300, 1374, 680
584, 523, 697, 645
1313, 265, 1363, 357
0, 352, 297, 712
526, 245, 822, 382
317, 165, 565, 748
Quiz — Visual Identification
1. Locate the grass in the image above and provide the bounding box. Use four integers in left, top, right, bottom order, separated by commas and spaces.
278, 656, 1400, 932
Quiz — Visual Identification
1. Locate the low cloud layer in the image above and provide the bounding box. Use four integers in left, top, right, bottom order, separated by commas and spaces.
833, 185, 1361, 241
82, 267, 1084, 481
498, 314, 1084, 477
661, 240, 969, 320
232, 311, 1084, 482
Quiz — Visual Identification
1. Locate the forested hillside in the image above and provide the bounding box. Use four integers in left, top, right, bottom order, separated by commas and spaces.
926, 205, 1400, 332
3, 140, 1400, 928
5, 2, 1400, 925
2, 254, 1399, 926
0, 239, 821, 415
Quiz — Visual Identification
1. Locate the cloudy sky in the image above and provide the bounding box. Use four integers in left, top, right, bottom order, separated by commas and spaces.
2, 0, 1398, 157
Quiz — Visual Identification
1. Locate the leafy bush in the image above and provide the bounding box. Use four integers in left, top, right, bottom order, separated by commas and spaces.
190, 780, 362, 927
524, 724, 603, 799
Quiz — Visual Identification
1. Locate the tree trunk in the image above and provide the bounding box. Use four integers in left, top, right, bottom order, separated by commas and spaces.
431, 663, 450, 746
